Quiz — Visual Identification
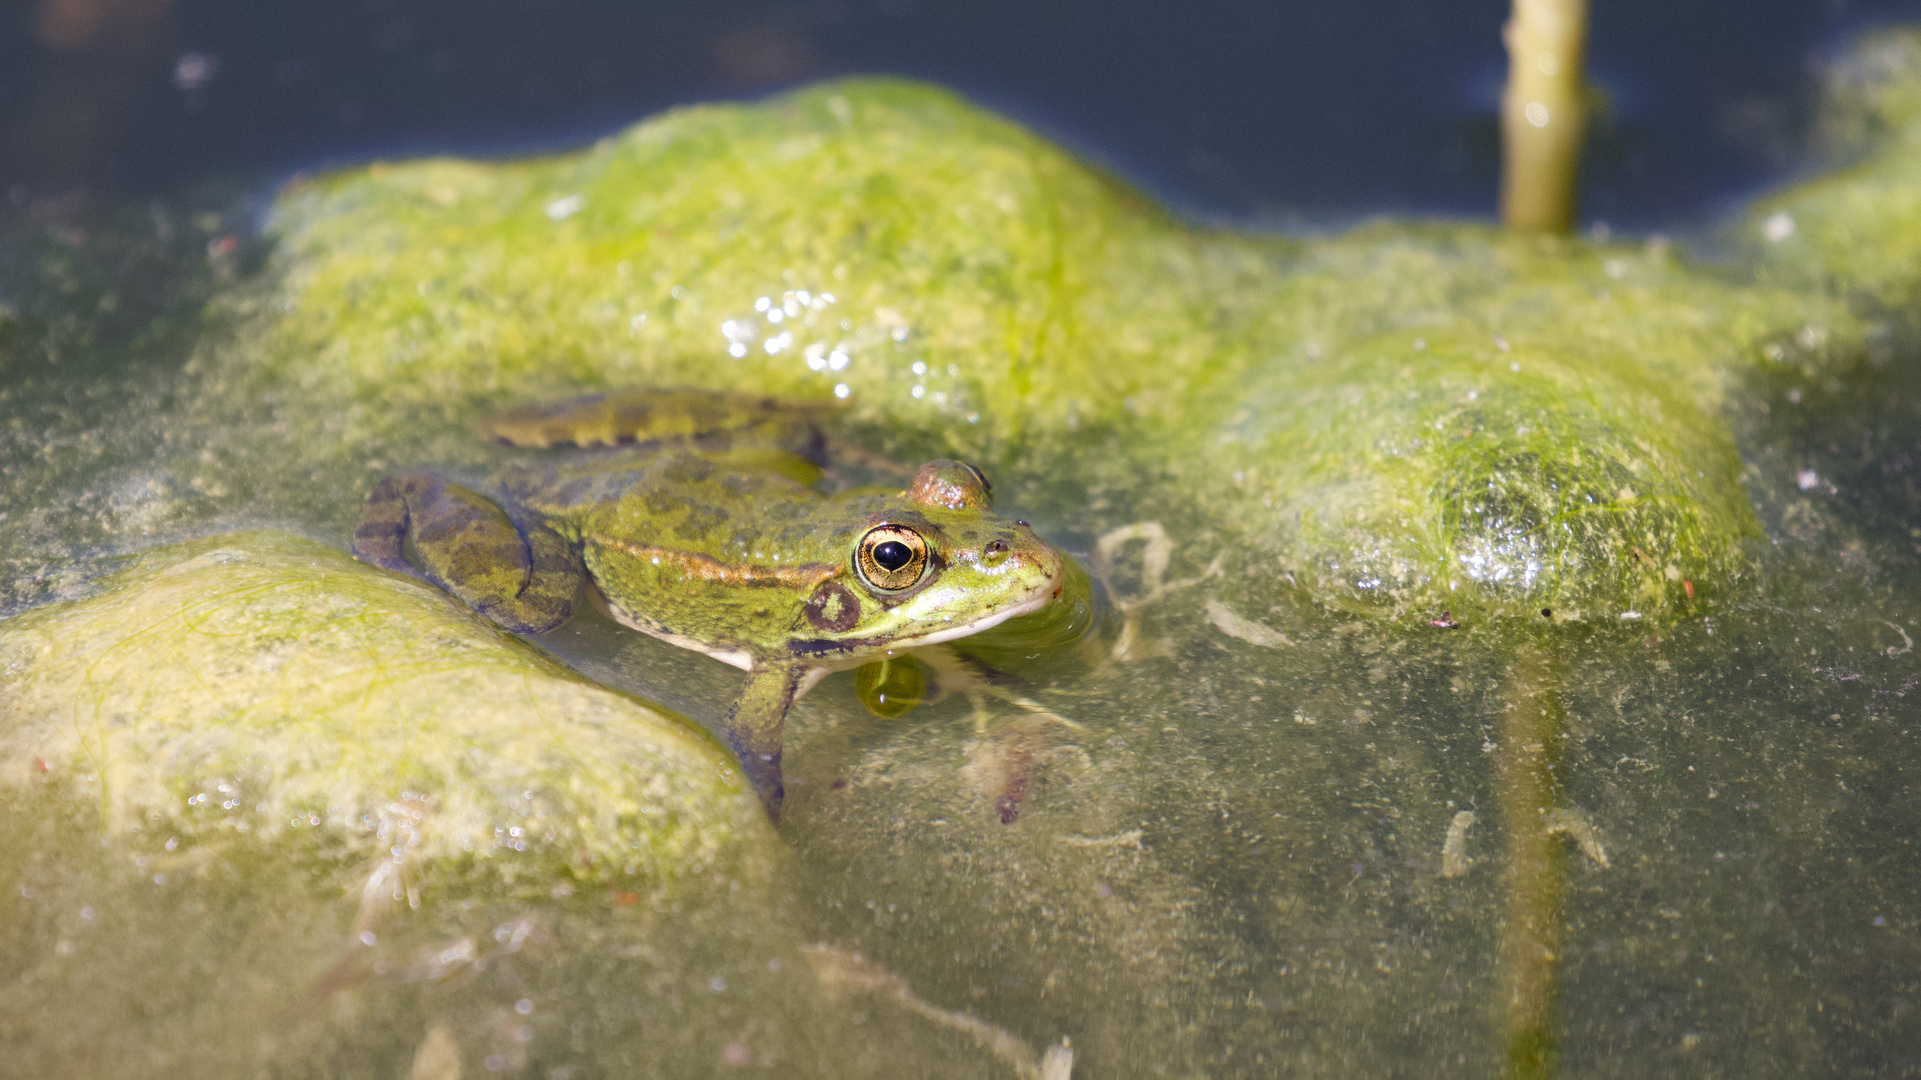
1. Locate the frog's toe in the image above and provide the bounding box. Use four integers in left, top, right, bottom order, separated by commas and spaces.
351, 476, 417, 575
485, 523, 584, 634
739, 751, 785, 822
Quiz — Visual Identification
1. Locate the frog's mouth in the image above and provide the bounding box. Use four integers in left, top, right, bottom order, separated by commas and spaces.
874, 561, 1066, 656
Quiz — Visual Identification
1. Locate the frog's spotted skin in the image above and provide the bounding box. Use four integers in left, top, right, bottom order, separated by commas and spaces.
353, 391, 1066, 818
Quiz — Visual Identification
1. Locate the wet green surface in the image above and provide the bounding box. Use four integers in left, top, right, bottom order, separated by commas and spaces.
3, 27, 1921, 1080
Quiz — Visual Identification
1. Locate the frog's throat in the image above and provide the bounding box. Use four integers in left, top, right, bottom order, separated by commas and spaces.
866, 575, 1062, 656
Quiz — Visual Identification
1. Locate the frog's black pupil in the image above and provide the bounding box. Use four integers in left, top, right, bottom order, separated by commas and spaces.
872, 540, 913, 572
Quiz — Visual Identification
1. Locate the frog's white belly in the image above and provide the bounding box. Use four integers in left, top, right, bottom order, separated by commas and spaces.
586, 583, 757, 670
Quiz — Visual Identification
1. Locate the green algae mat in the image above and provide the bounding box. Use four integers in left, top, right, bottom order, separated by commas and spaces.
6, 27, 1921, 1080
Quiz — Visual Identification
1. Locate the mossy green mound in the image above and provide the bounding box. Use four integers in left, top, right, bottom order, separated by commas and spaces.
1224, 324, 1757, 621
265, 78, 1208, 428
243, 72, 1906, 626
0, 530, 771, 896
1751, 28, 1921, 307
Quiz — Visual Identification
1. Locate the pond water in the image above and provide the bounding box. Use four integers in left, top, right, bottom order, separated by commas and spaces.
7, 0, 1921, 223
4, 10, 1921, 1080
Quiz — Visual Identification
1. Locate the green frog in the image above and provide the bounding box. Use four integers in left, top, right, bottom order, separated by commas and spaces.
351, 389, 1067, 818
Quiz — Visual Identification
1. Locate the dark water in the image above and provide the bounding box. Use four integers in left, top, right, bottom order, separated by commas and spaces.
6, 0, 1921, 225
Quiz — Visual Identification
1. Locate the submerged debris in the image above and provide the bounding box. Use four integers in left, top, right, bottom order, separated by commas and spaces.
1204, 600, 1292, 649
1056, 830, 1145, 851
1544, 807, 1610, 869
802, 944, 1073, 1079
1440, 810, 1476, 878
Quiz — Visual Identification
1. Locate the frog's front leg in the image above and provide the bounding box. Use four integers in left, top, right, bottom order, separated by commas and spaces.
353, 474, 584, 633
722, 660, 818, 820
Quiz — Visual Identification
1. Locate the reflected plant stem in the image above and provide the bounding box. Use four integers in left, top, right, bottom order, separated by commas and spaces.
1500, 0, 1590, 231
1496, 638, 1569, 1079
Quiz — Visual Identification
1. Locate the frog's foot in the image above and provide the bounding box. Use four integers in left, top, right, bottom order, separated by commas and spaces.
961, 713, 1087, 825
352, 474, 584, 634
918, 646, 1081, 736
722, 661, 807, 821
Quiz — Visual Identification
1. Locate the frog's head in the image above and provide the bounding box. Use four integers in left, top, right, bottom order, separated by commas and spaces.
793, 460, 1065, 662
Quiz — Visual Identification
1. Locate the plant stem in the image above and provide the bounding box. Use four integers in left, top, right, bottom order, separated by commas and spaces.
1496, 639, 1569, 1079
1500, 0, 1591, 231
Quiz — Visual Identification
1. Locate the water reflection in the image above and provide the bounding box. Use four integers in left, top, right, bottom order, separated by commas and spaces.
7, 0, 177, 203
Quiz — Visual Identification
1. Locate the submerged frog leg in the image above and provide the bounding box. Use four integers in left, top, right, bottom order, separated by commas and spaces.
918, 646, 1081, 736
352, 474, 583, 633
480, 387, 911, 480
723, 661, 807, 820
817, 434, 916, 481
481, 388, 836, 454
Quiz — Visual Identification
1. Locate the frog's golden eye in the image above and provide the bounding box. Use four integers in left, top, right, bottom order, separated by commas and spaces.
856, 524, 928, 591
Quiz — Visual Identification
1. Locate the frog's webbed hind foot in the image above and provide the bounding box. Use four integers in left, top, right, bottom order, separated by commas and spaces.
818, 435, 917, 482
352, 476, 426, 577
353, 474, 584, 634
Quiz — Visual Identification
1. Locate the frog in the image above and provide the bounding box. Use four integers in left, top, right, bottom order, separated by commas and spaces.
351, 389, 1067, 819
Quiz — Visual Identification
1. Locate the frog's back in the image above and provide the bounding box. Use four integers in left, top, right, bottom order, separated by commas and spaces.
497, 447, 840, 542
503, 449, 880, 656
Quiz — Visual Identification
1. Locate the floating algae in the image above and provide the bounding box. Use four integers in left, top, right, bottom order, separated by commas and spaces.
6, 26, 1921, 1080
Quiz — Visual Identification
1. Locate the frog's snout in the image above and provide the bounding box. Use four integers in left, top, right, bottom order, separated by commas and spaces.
972, 522, 1063, 601
1029, 539, 1067, 593
978, 530, 1054, 576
